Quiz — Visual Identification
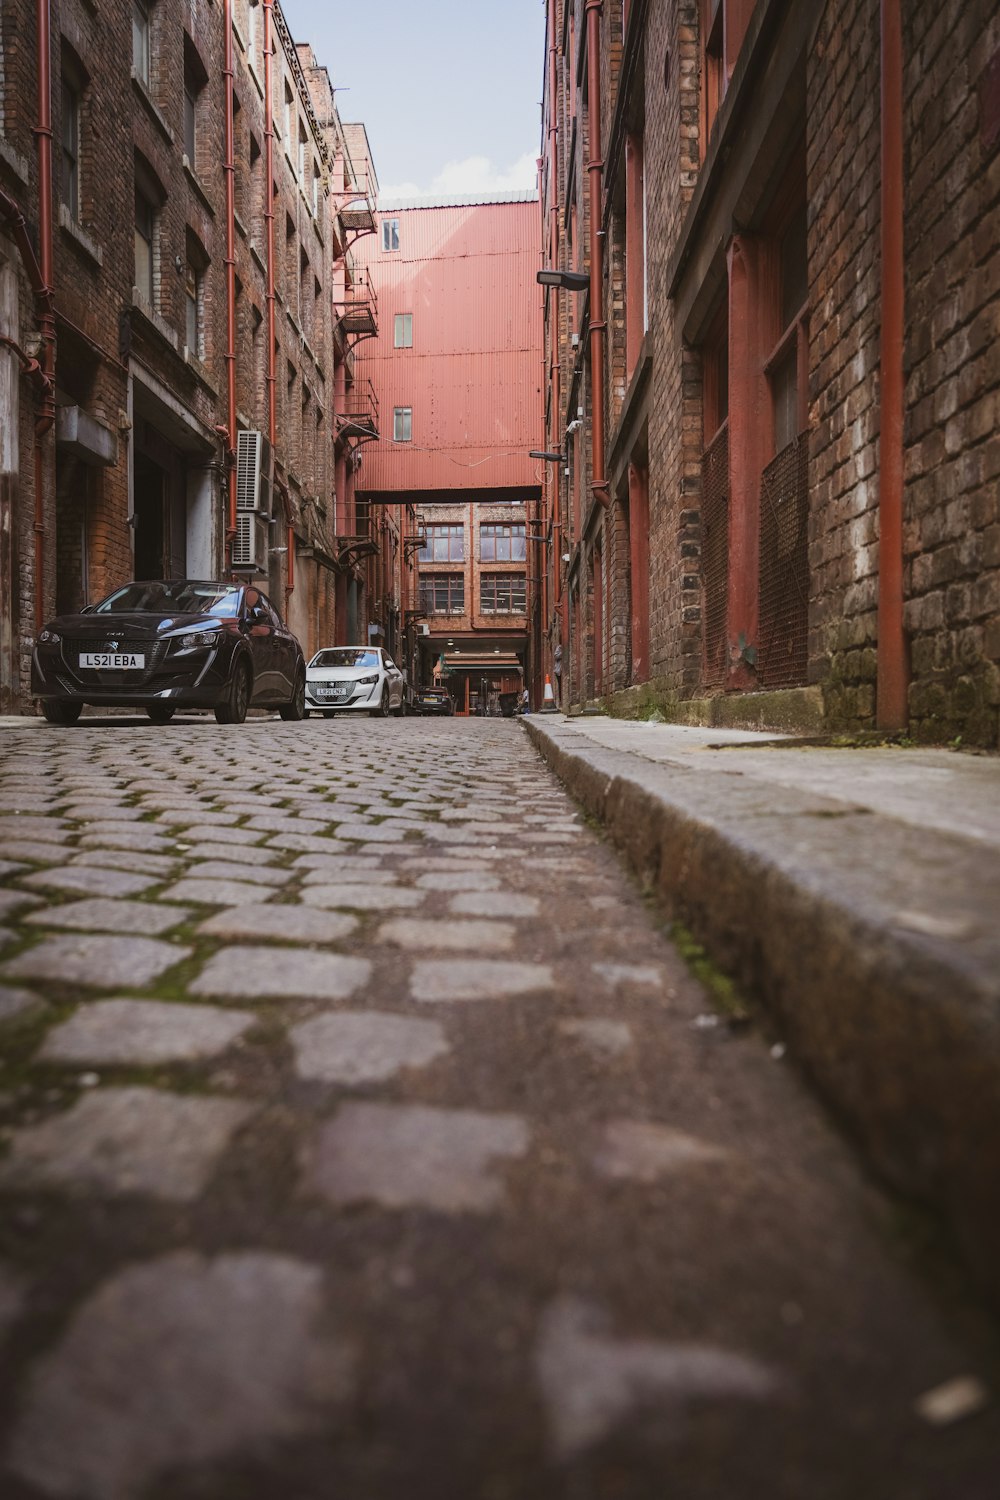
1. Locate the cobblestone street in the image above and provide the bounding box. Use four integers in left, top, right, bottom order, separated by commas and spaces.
0, 715, 997, 1499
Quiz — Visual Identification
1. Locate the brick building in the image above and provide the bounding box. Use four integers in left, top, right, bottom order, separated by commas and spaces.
0, 0, 380, 713
538, 0, 1000, 744
353, 198, 543, 713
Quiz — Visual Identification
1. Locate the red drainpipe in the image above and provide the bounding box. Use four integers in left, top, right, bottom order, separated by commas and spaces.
222, 0, 238, 564
261, 0, 293, 601
31, 0, 56, 632
585, 0, 609, 508
877, 0, 907, 728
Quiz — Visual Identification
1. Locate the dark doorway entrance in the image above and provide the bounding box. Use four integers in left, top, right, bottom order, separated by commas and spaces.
133, 453, 166, 579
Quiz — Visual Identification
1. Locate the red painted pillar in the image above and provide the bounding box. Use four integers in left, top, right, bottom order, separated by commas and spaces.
628, 462, 650, 682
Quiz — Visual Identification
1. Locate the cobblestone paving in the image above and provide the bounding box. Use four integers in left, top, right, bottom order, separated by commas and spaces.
0, 716, 997, 1500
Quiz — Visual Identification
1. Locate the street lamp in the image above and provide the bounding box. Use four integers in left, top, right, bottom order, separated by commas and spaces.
537, 269, 590, 292
529, 450, 565, 461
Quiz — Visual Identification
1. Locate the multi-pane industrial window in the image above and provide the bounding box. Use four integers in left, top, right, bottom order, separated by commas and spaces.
134, 188, 155, 303
132, 0, 151, 85
480, 574, 526, 613
393, 406, 412, 442
418, 524, 464, 562
480, 522, 526, 561
60, 77, 80, 219
420, 575, 464, 614
394, 313, 413, 348
183, 83, 196, 161
382, 217, 399, 252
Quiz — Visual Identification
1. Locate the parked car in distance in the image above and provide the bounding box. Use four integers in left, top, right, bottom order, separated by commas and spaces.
32, 580, 306, 725
305, 647, 405, 717
415, 687, 454, 716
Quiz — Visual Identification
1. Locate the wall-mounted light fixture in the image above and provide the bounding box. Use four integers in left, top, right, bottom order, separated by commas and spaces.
529, 450, 564, 462
537, 269, 590, 292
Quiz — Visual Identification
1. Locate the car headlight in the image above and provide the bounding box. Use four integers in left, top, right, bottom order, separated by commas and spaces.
38, 629, 60, 644
357, 674, 379, 685
176, 629, 220, 649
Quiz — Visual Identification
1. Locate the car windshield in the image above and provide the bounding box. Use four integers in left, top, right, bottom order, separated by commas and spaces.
93, 582, 243, 617
310, 649, 379, 668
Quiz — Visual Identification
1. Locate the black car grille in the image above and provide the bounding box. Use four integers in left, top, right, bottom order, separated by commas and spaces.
62, 637, 167, 687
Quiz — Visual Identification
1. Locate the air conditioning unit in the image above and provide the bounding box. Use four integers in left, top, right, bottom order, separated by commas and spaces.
232, 511, 268, 570
417, 623, 430, 636
570, 332, 580, 347
236, 430, 273, 514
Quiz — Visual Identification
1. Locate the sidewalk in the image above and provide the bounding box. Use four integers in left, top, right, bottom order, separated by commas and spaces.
524, 715, 1000, 1303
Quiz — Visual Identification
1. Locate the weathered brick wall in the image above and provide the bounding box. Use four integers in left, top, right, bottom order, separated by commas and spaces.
645, 0, 703, 695
902, 1, 1000, 744
807, 0, 881, 730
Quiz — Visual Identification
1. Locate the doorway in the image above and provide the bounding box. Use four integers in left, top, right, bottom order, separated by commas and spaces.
133, 453, 166, 580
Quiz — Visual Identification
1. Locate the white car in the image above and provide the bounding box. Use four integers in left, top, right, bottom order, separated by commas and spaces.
305, 647, 405, 717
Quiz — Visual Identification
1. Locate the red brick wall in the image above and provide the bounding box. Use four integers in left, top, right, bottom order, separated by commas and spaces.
902, 1, 1000, 743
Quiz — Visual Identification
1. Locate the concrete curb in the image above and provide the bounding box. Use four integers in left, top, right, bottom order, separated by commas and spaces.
524, 715, 1000, 1304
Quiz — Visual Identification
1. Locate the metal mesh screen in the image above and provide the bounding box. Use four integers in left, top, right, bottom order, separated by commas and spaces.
758, 436, 809, 689
701, 425, 729, 688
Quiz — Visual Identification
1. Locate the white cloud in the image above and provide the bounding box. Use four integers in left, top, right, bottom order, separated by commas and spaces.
381, 152, 538, 201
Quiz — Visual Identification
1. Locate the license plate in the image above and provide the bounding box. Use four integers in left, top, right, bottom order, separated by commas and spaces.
80, 652, 145, 669
317, 686, 347, 697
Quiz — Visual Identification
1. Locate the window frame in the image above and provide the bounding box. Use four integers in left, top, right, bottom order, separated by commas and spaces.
132, 0, 151, 86
418, 523, 465, 563
420, 573, 465, 615
480, 521, 526, 562
393, 406, 412, 443
479, 573, 527, 615
60, 74, 80, 220
134, 185, 155, 304
381, 217, 400, 252
394, 312, 413, 348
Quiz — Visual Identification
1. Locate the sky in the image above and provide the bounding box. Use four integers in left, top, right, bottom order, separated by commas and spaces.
280, 0, 546, 202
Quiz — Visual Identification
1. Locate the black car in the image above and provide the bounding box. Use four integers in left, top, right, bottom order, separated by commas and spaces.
32, 580, 306, 725
415, 687, 455, 716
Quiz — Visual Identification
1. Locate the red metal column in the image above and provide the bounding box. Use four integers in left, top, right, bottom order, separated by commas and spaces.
222, 0, 238, 563
32, 0, 56, 631
877, 0, 908, 728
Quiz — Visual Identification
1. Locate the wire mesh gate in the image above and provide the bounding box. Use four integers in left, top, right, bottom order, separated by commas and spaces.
757, 436, 809, 689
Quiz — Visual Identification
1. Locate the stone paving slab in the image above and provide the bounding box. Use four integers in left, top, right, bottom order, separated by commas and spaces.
0, 1087, 254, 1200
300, 884, 426, 912
0, 985, 47, 1027
7, 1251, 352, 1500
190, 945, 371, 1002
157, 878, 280, 907
290, 1011, 450, 1085
23, 897, 193, 937
409, 958, 555, 1002
196, 902, 358, 945
303, 1101, 530, 1212
39, 998, 256, 1066
19, 866, 159, 899
1, 933, 192, 989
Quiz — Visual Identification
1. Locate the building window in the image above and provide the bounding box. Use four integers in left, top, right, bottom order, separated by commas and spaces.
283, 81, 293, 142
480, 522, 526, 562
247, 0, 259, 67
60, 75, 80, 219
394, 312, 413, 348
134, 187, 155, 302
312, 162, 321, 216
767, 202, 809, 453
132, 0, 151, 86
420, 574, 465, 615
480, 574, 526, 614
184, 233, 207, 358
419, 523, 464, 562
381, 217, 399, 252
297, 121, 307, 184
393, 406, 412, 442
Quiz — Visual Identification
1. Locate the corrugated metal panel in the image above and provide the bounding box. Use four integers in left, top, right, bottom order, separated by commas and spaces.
355, 203, 544, 494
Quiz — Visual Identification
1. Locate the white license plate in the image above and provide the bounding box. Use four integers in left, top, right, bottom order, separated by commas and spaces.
317, 687, 347, 697
80, 652, 145, 669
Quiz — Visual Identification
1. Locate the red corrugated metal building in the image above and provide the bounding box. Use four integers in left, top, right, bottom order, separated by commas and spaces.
354, 196, 544, 708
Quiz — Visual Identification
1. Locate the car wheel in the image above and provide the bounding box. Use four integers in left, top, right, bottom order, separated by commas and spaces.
41, 699, 81, 725
215, 659, 251, 724
146, 704, 175, 724
370, 683, 390, 718
279, 670, 306, 721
